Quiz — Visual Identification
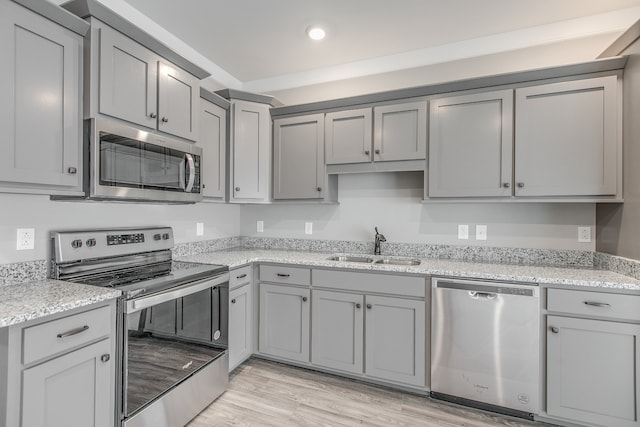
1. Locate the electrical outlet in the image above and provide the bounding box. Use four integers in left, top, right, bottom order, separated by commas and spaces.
257, 220, 264, 233
305, 222, 313, 235
16, 228, 35, 250
578, 226, 591, 243
476, 225, 487, 241
458, 224, 469, 240
196, 222, 204, 236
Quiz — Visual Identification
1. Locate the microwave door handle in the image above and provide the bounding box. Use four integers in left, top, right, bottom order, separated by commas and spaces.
179, 154, 187, 190
184, 153, 196, 192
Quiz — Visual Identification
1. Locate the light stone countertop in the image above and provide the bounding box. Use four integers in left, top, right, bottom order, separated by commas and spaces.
0, 279, 120, 327
178, 249, 640, 293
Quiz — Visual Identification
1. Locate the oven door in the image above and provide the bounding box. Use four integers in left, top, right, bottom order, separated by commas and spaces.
121, 273, 228, 424
88, 118, 202, 203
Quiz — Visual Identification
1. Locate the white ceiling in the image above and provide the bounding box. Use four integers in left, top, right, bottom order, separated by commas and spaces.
94, 1, 640, 91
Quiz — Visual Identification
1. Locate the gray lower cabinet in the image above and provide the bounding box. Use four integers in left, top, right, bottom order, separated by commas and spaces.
229, 100, 272, 202
0, 1, 84, 195
273, 114, 325, 200
515, 75, 619, 197
546, 288, 640, 427
199, 98, 227, 199
92, 20, 199, 141
259, 283, 310, 363
229, 266, 253, 371
428, 90, 513, 197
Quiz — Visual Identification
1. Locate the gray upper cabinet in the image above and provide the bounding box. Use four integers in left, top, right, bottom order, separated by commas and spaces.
199, 98, 227, 199
273, 114, 325, 200
96, 21, 199, 141
0, 1, 84, 195
325, 108, 372, 164
229, 100, 272, 202
514, 76, 618, 197
373, 101, 427, 162
325, 102, 427, 166
429, 90, 513, 197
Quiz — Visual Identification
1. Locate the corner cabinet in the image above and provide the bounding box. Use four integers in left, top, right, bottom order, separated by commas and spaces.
90, 20, 200, 141
545, 288, 640, 427
0, 1, 85, 195
1, 301, 116, 427
273, 114, 325, 200
199, 96, 227, 200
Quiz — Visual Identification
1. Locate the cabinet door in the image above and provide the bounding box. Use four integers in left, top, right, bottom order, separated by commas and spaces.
325, 108, 372, 164
515, 76, 618, 197
547, 315, 640, 427
229, 284, 253, 371
259, 283, 310, 363
199, 99, 227, 199
311, 290, 364, 374
231, 100, 271, 200
374, 101, 427, 162
22, 338, 113, 427
273, 114, 325, 199
0, 1, 82, 190
158, 61, 199, 141
365, 295, 426, 387
429, 90, 513, 197
98, 25, 158, 129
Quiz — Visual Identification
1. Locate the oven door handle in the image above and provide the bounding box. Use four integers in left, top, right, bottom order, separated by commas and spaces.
127, 272, 229, 313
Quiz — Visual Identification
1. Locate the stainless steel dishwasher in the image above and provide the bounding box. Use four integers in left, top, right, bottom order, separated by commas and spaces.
431, 277, 540, 419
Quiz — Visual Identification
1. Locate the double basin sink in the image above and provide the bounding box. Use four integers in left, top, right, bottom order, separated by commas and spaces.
327, 255, 421, 266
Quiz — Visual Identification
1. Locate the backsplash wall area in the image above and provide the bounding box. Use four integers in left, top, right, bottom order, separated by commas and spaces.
241, 172, 597, 251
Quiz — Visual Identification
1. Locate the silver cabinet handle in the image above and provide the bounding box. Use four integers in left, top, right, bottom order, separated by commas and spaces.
277, 273, 290, 277
57, 325, 89, 339
302, 296, 308, 302
150, 112, 157, 119
584, 301, 611, 308
502, 182, 510, 188
550, 326, 559, 333
161, 117, 169, 123
231, 299, 236, 304
517, 182, 525, 188
364, 150, 370, 155
355, 303, 361, 309
101, 354, 110, 363
374, 149, 381, 154
67, 167, 77, 175
236, 273, 247, 279
366, 304, 372, 309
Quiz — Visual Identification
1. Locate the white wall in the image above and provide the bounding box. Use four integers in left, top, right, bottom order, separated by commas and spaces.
0, 194, 240, 264
241, 173, 596, 251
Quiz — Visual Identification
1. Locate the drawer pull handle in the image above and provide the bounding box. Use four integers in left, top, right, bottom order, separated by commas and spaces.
550, 326, 559, 334
584, 301, 611, 308
277, 273, 291, 278
57, 325, 89, 339
236, 273, 248, 279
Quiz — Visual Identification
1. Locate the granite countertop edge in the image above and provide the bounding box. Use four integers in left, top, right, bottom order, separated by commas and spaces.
177, 249, 640, 293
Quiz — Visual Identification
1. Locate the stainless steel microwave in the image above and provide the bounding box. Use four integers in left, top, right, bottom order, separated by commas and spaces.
82, 118, 202, 203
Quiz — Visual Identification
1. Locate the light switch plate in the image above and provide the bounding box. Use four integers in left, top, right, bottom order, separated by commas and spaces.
476, 225, 487, 241
578, 226, 591, 243
196, 222, 204, 236
17, 228, 35, 250
458, 224, 469, 240
305, 222, 313, 235
257, 221, 264, 233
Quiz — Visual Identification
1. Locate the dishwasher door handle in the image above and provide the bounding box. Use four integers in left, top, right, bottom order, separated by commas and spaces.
469, 291, 497, 300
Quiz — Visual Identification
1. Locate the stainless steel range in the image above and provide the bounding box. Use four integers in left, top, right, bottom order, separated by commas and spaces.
51, 227, 229, 427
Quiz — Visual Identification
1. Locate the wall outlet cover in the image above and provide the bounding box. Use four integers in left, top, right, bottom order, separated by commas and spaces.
305, 222, 313, 235
196, 222, 204, 236
578, 226, 591, 243
476, 225, 487, 241
458, 224, 469, 240
257, 220, 264, 233
17, 228, 35, 250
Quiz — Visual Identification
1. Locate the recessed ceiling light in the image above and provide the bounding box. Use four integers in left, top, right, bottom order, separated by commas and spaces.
306, 26, 326, 41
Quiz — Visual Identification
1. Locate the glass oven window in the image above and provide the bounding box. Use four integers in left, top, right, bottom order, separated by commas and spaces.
99, 132, 187, 191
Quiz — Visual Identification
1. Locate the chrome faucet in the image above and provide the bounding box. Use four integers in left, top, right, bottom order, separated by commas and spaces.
374, 227, 386, 255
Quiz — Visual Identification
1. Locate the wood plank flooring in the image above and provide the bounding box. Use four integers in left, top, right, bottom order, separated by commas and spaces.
188, 358, 549, 426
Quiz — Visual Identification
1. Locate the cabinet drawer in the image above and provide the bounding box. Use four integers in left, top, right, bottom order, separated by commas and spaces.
313, 269, 426, 298
230, 265, 252, 290
22, 306, 112, 365
547, 288, 640, 321
260, 265, 310, 286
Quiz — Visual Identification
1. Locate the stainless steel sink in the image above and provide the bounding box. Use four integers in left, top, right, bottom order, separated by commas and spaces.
374, 259, 421, 266
327, 255, 375, 263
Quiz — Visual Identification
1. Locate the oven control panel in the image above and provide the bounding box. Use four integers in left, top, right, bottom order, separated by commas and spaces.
107, 233, 146, 246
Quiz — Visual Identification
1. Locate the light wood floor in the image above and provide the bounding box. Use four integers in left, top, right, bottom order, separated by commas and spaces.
188, 358, 548, 426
